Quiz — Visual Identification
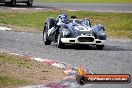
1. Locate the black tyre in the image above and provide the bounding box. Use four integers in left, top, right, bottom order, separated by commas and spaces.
43, 28, 51, 45
27, 0, 33, 6
10, 0, 16, 7
5, 2, 9, 6
57, 33, 65, 48
96, 45, 104, 50
76, 75, 87, 85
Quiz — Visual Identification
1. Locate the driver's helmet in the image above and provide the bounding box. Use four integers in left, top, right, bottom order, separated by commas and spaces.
60, 14, 68, 23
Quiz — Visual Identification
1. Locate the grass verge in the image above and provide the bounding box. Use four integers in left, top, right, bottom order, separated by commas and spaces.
0, 53, 65, 88
0, 10, 132, 39
0, 75, 27, 87
34, 0, 132, 3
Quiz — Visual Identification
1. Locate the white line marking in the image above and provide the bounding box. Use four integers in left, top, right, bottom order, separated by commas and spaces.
31, 57, 45, 62
0, 27, 11, 31
52, 63, 66, 69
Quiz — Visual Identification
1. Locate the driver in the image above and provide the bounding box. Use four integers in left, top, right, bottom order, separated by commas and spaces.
48, 14, 68, 36
57, 14, 68, 25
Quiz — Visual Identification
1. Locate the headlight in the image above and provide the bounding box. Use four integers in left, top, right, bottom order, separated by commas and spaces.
101, 32, 106, 35
100, 30, 106, 35
90, 30, 93, 33
62, 29, 71, 36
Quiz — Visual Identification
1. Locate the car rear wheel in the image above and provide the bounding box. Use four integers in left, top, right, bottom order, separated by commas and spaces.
43, 29, 51, 45
10, 0, 16, 7
96, 45, 104, 50
57, 33, 65, 48
27, 0, 33, 6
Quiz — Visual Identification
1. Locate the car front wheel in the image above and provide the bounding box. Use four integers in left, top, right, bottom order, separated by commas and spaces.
27, 0, 33, 6
57, 33, 65, 48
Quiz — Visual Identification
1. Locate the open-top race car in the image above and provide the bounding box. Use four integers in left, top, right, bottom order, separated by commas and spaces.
43, 14, 106, 49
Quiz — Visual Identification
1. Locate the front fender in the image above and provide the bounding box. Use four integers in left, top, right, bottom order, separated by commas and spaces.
92, 24, 106, 40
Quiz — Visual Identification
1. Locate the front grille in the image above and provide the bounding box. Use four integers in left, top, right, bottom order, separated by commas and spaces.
78, 37, 94, 42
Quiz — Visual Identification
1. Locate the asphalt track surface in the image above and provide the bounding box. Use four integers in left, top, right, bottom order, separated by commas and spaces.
0, 30, 132, 88
0, 2, 132, 13
33, 2, 132, 13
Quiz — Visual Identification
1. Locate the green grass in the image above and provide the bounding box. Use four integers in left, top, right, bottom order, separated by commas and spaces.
34, 0, 132, 3
0, 53, 31, 68
0, 75, 27, 87
0, 11, 132, 39
0, 53, 30, 87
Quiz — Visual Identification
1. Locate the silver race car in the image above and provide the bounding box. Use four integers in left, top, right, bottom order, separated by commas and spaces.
43, 14, 106, 49
0, 0, 33, 6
